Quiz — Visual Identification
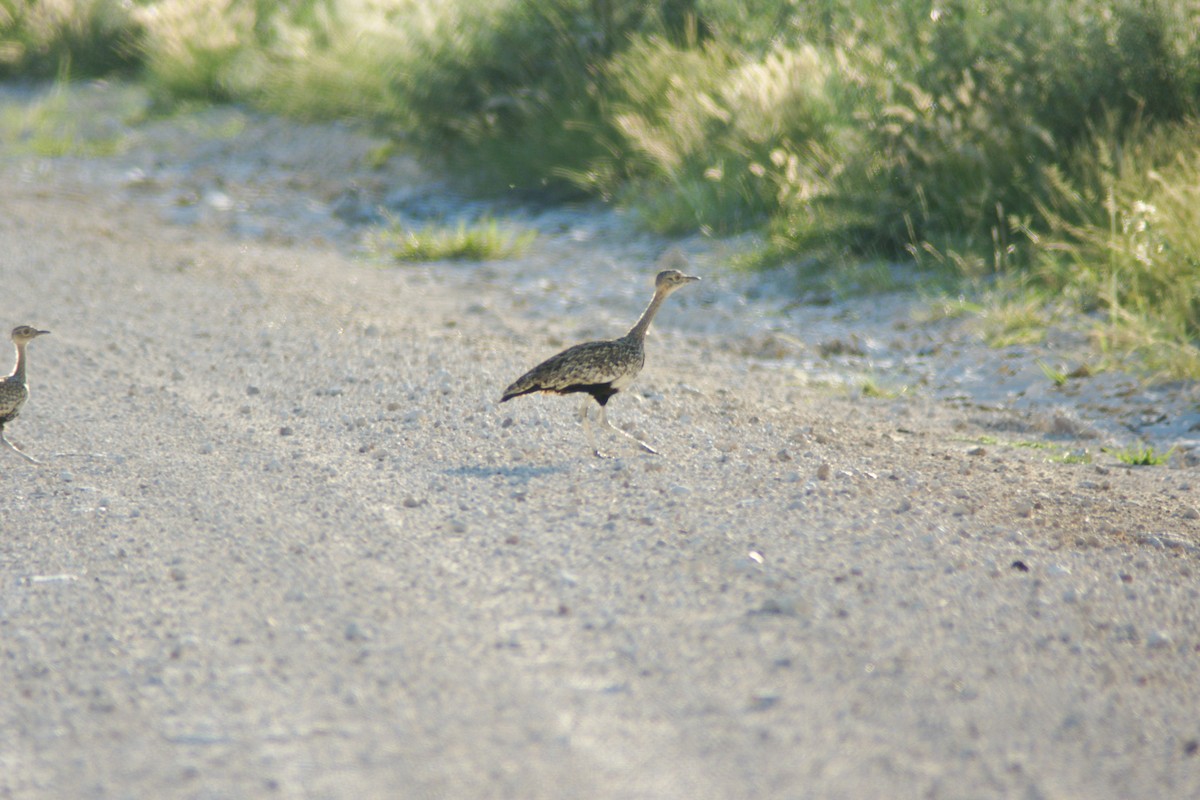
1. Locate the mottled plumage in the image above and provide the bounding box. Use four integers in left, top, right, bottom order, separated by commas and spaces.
501, 262, 699, 456
499, 338, 643, 405
1, 325, 50, 464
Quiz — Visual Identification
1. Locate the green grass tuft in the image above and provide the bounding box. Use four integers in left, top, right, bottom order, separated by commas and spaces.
860, 377, 907, 400
370, 216, 536, 263
1036, 360, 1069, 388
0, 77, 139, 156
963, 436, 1092, 464
1103, 444, 1174, 466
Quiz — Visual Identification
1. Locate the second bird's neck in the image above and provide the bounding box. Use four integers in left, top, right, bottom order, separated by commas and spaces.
9, 341, 27, 384
625, 290, 668, 341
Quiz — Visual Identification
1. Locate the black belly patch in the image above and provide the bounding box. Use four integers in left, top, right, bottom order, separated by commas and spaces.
554, 382, 619, 405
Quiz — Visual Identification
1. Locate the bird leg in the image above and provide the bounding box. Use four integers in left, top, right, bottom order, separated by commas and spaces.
580, 399, 609, 459
1, 430, 41, 464
597, 404, 657, 455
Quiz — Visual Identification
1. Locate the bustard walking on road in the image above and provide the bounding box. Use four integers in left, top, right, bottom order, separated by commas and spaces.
1, 325, 51, 464
500, 262, 699, 457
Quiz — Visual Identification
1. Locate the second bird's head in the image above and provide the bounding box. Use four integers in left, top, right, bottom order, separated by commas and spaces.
11, 326, 50, 344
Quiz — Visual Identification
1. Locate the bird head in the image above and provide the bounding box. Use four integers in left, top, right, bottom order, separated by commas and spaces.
654, 268, 701, 293
11, 326, 50, 344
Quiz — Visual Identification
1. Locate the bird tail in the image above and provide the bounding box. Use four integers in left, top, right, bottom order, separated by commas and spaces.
499, 385, 530, 403
501, 370, 550, 402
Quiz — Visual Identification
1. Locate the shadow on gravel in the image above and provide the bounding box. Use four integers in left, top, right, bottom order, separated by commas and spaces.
444, 464, 569, 484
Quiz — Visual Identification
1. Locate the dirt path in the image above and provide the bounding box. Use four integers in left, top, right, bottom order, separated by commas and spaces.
1, 82, 1198, 799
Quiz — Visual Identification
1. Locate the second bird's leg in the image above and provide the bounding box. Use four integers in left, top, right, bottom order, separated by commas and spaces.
1, 430, 41, 464
597, 404, 657, 455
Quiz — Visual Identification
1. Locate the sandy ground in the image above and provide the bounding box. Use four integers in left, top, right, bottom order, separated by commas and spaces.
1, 82, 1199, 799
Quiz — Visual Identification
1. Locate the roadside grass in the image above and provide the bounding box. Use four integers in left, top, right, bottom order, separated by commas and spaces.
978, 299, 1052, 348
1036, 360, 1069, 388
971, 437, 1173, 468
860, 377, 908, 400
7, 0, 1200, 377
0, 0, 141, 79
368, 215, 536, 263
1103, 444, 1175, 466
967, 436, 1093, 464
0, 75, 137, 156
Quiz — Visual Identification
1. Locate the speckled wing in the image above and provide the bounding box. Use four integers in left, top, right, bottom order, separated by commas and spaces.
0, 377, 28, 424
501, 339, 642, 400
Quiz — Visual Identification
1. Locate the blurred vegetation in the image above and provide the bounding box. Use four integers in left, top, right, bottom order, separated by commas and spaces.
4, 0, 1200, 374
369, 214, 537, 262
0, 0, 142, 78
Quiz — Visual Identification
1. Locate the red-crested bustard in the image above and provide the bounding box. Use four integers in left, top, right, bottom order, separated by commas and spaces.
1, 325, 51, 464
500, 262, 699, 457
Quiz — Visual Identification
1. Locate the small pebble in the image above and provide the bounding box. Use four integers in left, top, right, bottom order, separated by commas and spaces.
749, 692, 781, 711
1146, 631, 1173, 650
344, 622, 370, 642
752, 596, 799, 616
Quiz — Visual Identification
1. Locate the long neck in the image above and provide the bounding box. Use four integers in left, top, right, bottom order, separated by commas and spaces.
625, 288, 669, 341
10, 340, 27, 384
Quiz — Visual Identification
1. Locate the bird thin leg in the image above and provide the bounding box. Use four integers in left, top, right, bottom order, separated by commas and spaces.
597, 404, 657, 455
1, 430, 41, 464
580, 399, 608, 458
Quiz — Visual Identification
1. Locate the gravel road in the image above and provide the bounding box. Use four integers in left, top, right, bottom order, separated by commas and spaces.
2, 82, 1199, 799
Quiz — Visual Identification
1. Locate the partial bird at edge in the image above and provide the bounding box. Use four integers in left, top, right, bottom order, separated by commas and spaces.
1, 325, 51, 465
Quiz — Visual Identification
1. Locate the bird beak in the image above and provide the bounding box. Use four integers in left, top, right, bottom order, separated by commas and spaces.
37, 330, 51, 336
684, 275, 700, 283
